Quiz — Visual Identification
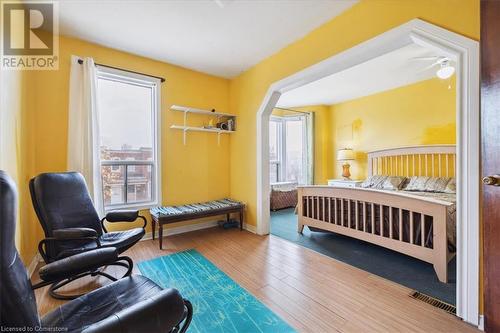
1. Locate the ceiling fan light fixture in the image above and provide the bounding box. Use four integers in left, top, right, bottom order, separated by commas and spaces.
436, 63, 455, 79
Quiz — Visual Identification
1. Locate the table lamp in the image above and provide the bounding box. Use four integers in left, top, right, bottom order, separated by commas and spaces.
337, 148, 355, 180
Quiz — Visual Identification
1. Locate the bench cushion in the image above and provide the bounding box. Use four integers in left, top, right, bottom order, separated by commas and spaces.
150, 198, 243, 218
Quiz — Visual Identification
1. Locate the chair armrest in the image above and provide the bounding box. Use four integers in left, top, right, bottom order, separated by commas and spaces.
38, 231, 101, 263
105, 210, 139, 222
37, 247, 119, 283
101, 210, 147, 232
53, 227, 98, 239
82, 289, 189, 333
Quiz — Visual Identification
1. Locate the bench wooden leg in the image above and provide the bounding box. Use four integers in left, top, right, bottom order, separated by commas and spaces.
159, 223, 163, 250
152, 218, 156, 240
239, 209, 243, 231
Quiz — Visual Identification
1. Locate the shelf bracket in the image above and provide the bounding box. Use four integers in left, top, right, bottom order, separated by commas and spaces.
217, 132, 221, 146
183, 128, 188, 145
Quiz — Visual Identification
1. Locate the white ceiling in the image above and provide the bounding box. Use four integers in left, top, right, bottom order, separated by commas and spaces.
277, 43, 451, 107
58, 0, 357, 78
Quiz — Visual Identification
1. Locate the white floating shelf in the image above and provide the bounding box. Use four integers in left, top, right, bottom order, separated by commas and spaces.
170, 105, 236, 145
170, 125, 234, 134
170, 125, 234, 145
171, 105, 235, 118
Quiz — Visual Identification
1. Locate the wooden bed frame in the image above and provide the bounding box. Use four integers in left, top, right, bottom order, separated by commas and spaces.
297, 145, 456, 283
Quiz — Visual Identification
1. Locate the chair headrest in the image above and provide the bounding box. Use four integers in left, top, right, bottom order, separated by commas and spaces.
29, 171, 101, 237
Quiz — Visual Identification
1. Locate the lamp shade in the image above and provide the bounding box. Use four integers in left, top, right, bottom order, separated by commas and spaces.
337, 148, 355, 161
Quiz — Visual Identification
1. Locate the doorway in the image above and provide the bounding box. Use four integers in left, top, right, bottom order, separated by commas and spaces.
256, 19, 479, 326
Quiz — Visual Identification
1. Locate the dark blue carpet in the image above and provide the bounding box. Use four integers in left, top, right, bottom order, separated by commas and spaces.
270, 208, 456, 305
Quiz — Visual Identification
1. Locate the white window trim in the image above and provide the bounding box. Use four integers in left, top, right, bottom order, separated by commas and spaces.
96, 66, 162, 212
270, 114, 310, 184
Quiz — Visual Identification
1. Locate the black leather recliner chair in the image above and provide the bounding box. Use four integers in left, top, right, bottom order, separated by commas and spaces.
0, 170, 193, 333
30, 172, 147, 299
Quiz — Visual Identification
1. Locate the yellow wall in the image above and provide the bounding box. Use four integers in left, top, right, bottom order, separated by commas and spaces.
229, 0, 479, 231
331, 77, 456, 180
18, 35, 231, 260
0, 7, 38, 264
0, 69, 38, 264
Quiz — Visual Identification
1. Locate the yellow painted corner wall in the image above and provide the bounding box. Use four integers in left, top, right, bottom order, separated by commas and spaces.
23, 35, 231, 258
331, 77, 456, 180
0, 7, 38, 264
229, 0, 478, 228
272, 106, 332, 185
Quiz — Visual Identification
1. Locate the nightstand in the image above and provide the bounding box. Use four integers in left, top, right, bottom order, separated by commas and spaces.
327, 179, 363, 188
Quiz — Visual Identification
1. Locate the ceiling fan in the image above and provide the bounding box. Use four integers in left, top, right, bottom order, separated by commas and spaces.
411, 56, 455, 79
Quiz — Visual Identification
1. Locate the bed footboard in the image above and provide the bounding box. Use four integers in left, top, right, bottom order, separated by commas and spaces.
297, 186, 453, 283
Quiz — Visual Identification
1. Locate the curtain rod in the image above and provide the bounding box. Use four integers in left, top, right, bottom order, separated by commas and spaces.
274, 107, 311, 115
77, 59, 165, 83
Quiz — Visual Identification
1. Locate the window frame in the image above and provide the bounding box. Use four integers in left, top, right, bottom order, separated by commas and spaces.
96, 65, 162, 212
270, 114, 309, 184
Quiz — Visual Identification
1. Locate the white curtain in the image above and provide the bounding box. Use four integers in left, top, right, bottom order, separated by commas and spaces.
67, 55, 104, 216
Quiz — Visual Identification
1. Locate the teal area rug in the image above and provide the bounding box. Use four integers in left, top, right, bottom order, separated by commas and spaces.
138, 249, 295, 333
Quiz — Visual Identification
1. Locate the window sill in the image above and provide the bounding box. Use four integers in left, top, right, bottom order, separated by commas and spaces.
105, 201, 159, 213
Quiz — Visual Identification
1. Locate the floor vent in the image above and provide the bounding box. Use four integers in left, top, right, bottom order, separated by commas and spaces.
409, 291, 456, 315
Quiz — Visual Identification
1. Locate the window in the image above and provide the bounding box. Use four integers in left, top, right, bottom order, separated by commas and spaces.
269, 115, 310, 184
97, 66, 161, 210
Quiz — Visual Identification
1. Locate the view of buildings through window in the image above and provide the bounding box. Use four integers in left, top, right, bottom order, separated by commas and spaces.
97, 70, 158, 208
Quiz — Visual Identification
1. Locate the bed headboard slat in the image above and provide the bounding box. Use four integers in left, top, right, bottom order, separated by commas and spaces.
367, 145, 456, 178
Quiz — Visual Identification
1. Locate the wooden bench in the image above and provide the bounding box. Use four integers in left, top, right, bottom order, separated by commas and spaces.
150, 199, 245, 249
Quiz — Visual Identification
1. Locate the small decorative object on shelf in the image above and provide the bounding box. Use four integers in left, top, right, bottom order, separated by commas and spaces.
205, 119, 215, 129
170, 105, 237, 145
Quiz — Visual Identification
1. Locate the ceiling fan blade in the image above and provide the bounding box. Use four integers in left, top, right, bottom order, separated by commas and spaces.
410, 56, 441, 61
419, 61, 441, 72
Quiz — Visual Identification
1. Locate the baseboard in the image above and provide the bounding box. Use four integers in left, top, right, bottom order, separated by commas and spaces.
244, 223, 257, 234
140, 219, 257, 241
27, 253, 43, 278
141, 220, 220, 241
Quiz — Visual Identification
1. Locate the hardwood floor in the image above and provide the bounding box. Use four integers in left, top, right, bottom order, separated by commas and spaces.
33, 228, 478, 332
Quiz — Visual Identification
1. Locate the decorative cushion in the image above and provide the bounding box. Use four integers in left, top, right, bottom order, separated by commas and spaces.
425, 177, 451, 192
360, 175, 388, 189
404, 176, 452, 192
404, 176, 431, 191
381, 176, 408, 190
444, 178, 456, 193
